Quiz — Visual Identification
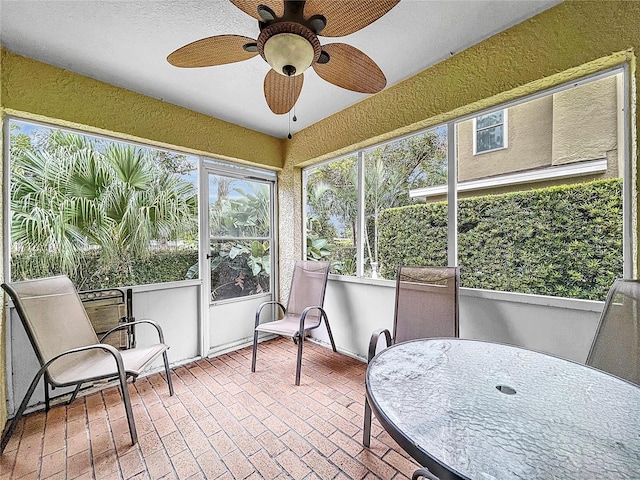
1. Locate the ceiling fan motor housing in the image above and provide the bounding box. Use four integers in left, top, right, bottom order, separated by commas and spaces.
258, 21, 321, 76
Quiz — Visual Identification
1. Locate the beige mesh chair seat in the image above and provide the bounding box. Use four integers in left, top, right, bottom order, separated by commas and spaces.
0, 275, 174, 454
363, 265, 459, 447
251, 260, 336, 385
586, 278, 640, 385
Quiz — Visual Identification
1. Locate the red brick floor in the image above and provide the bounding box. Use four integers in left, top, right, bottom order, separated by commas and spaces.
0, 337, 419, 479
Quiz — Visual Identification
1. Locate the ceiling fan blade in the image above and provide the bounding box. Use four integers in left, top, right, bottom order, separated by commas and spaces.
304, 0, 399, 37
167, 35, 258, 68
230, 0, 284, 21
264, 70, 303, 114
313, 43, 386, 94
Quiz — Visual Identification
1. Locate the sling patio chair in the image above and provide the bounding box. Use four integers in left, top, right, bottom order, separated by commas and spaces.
251, 260, 336, 386
586, 278, 640, 386
363, 265, 459, 447
0, 275, 174, 454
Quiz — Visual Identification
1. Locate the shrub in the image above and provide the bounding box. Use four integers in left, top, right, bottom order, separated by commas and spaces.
378, 179, 622, 300
11, 248, 198, 291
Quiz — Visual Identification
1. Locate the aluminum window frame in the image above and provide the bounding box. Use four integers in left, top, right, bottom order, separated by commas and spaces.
302, 64, 634, 288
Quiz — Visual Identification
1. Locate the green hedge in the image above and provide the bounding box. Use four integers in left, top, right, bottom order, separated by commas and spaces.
11, 248, 198, 291
378, 179, 622, 301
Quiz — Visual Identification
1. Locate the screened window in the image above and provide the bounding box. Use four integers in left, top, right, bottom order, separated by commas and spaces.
303, 69, 629, 301
207, 173, 272, 301
7, 119, 199, 290
304, 126, 448, 279
304, 154, 358, 276
458, 73, 624, 300
474, 110, 507, 154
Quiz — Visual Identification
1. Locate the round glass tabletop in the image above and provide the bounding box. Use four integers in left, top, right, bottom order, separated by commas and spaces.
366, 338, 640, 480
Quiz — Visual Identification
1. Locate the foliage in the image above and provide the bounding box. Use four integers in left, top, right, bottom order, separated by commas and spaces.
9, 125, 198, 285
378, 179, 622, 301
305, 155, 357, 244
205, 180, 271, 301
306, 235, 332, 261
210, 182, 270, 237
331, 242, 357, 276
12, 248, 198, 291
207, 240, 270, 300
305, 129, 447, 275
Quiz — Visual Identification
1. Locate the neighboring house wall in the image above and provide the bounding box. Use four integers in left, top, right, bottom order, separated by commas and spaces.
456, 75, 619, 183
551, 75, 619, 167
457, 96, 553, 181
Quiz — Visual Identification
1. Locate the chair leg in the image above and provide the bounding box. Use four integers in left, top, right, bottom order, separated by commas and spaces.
163, 351, 174, 396
117, 370, 137, 445
323, 313, 337, 352
251, 329, 259, 373
44, 380, 50, 411
67, 384, 82, 405
363, 398, 372, 447
295, 333, 304, 386
1, 365, 48, 454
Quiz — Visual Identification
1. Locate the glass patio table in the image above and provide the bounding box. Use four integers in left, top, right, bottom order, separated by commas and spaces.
365, 338, 640, 480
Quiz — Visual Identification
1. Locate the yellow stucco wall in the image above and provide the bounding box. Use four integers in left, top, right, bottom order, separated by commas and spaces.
0, 49, 283, 169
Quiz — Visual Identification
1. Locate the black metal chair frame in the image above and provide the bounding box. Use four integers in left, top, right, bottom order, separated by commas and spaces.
251, 260, 336, 386
0, 277, 174, 454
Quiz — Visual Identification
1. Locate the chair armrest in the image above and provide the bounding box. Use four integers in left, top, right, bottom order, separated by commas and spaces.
100, 319, 166, 344
255, 301, 286, 328
298, 306, 328, 334
368, 328, 392, 363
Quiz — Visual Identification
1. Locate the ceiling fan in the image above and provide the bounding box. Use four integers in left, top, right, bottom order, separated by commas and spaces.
167, 0, 400, 125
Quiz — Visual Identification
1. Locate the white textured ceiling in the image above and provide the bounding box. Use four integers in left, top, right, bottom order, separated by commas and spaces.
0, 0, 561, 138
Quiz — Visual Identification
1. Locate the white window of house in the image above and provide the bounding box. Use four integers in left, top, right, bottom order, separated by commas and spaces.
473, 109, 507, 154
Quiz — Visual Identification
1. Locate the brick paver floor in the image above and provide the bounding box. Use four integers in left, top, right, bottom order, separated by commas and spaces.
0, 337, 420, 479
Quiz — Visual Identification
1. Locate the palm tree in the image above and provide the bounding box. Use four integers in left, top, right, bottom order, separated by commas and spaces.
10, 127, 197, 281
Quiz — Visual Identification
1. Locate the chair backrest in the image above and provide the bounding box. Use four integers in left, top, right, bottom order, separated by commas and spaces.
586, 279, 640, 385
285, 261, 330, 323
393, 266, 459, 344
2, 275, 100, 381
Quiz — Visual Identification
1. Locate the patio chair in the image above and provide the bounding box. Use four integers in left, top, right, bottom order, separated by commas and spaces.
363, 265, 459, 447
586, 278, 640, 386
251, 260, 335, 386
0, 275, 174, 454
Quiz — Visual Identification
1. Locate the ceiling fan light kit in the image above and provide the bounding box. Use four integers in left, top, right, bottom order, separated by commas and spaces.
167, 0, 400, 137
258, 21, 321, 77
263, 33, 313, 76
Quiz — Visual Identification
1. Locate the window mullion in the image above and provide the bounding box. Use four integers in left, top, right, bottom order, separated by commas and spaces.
357, 150, 365, 277
447, 121, 458, 267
